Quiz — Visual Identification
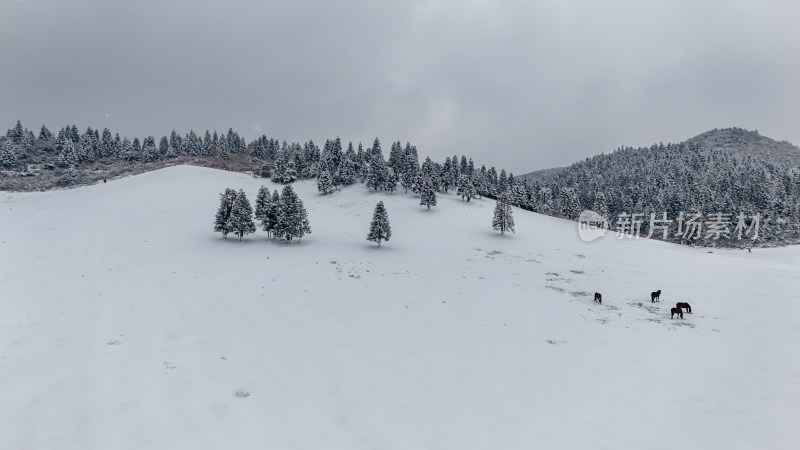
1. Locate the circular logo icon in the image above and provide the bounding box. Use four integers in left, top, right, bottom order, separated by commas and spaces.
577, 209, 608, 242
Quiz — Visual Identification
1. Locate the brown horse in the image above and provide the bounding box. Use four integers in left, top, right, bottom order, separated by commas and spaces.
651, 290, 661, 303
676, 302, 692, 314
594, 292, 602, 304
670, 307, 683, 319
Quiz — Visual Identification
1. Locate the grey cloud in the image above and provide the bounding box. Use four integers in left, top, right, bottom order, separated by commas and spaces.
1, 0, 798, 171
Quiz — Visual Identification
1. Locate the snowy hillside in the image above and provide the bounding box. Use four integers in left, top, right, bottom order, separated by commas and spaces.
1, 165, 798, 450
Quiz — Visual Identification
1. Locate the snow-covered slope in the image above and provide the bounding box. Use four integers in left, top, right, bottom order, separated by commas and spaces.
1, 165, 798, 450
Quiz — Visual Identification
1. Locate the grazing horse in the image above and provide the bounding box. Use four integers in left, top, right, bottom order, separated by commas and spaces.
670, 307, 683, 319
676, 302, 692, 314
651, 289, 661, 303
594, 292, 602, 304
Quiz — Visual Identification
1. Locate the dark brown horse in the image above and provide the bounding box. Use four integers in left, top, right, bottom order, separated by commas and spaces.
670, 307, 683, 319
594, 292, 602, 304
651, 289, 661, 303
676, 302, 692, 314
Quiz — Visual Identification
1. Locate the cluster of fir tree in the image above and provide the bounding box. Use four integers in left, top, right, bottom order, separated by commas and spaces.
214, 185, 310, 242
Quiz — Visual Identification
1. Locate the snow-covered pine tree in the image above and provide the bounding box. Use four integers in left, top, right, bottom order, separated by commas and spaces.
97, 128, 114, 158
317, 169, 335, 195
492, 193, 515, 235
593, 192, 608, 219
384, 168, 398, 193
337, 153, 358, 186
401, 143, 419, 193
264, 190, 281, 237
213, 188, 238, 238
366, 201, 392, 246
365, 148, 387, 191
7, 120, 24, 143
0, 141, 18, 169
498, 169, 508, 193
76, 136, 94, 163
419, 176, 437, 210
440, 157, 453, 193
227, 189, 256, 241
276, 185, 311, 242
272, 148, 298, 184
119, 137, 133, 161
218, 134, 230, 160
57, 138, 79, 167
356, 143, 367, 183
254, 185, 270, 225
159, 136, 169, 155
39, 125, 53, 141
560, 188, 581, 220
457, 174, 476, 202
169, 130, 183, 155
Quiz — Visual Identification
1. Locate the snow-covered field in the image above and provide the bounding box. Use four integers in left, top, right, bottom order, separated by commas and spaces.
1, 165, 798, 450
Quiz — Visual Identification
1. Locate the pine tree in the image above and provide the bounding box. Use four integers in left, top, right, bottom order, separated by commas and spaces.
492, 193, 515, 235
7, 120, 24, 143
440, 157, 453, 192
169, 130, 183, 155
226, 190, 256, 240
213, 188, 238, 238
365, 147, 387, 191
366, 201, 392, 246
272, 148, 297, 184
457, 174, 476, 202
0, 141, 17, 169
259, 163, 271, 178
384, 168, 398, 193
158, 136, 169, 155
337, 153, 358, 185
39, 125, 53, 141
401, 143, 419, 193
264, 190, 281, 237
317, 169, 335, 195
498, 169, 508, 193
57, 138, 79, 167
419, 176, 437, 210
593, 192, 608, 219
254, 185, 271, 225
276, 185, 311, 241
561, 189, 581, 220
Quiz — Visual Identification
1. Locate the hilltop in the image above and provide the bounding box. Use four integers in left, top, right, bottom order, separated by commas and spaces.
520, 127, 799, 179
686, 127, 800, 167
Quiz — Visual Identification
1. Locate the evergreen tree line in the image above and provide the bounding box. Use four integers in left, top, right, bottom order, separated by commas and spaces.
4, 120, 798, 245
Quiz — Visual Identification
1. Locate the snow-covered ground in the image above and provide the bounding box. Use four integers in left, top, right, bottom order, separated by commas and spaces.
1, 165, 798, 450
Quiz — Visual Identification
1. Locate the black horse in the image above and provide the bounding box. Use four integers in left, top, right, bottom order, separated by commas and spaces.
651, 289, 661, 303
594, 292, 602, 304
670, 307, 683, 319
676, 302, 692, 314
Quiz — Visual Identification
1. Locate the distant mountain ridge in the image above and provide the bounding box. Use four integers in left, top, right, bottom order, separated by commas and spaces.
521, 127, 799, 179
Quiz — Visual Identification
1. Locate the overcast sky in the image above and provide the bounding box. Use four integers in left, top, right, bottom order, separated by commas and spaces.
1, 0, 798, 171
